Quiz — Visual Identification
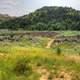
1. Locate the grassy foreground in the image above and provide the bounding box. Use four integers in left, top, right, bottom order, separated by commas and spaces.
0, 32, 80, 80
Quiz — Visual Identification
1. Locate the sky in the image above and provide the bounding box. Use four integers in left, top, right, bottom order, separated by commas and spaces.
0, 0, 80, 16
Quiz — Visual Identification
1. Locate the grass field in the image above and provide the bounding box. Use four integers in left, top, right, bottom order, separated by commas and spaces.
0, 31, 80, 80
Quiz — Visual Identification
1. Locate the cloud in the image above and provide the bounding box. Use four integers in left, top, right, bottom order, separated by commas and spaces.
0, 0, 18, 5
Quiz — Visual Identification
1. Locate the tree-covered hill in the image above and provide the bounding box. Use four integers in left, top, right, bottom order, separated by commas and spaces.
0, 6, 80, 30
0, 14, 13, 24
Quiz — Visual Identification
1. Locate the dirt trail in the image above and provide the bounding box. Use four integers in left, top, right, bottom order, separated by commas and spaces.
46, 35, 58, 48
35, 67, 50, 80
46, 39, 55, 48
40, 71, 49, 80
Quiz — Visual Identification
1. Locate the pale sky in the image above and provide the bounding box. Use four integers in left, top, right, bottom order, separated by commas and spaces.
0, 0, 80, 16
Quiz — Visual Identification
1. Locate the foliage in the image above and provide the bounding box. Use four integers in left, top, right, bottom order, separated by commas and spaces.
0, 14, 11, 24
56, 47, 62, 55
0, 6, 80, 30
0, 32, 80, 79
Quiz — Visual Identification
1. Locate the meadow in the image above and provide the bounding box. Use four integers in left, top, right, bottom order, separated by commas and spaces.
0, 31, 80, 80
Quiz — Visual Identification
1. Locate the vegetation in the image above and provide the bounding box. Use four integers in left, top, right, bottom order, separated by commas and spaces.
56, 47, 62, 55
0, 6, 80, 30
0, 14, 13, 24
0, 5, 80, 80
0, 31, 80, 80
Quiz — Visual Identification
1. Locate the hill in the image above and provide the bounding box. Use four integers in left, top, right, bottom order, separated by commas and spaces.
0, 14, 13, 24
0, 6, 80, 30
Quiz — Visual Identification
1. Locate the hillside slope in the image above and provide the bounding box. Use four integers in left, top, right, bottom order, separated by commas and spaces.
0, 14, 13, 24
0, 6, 80, 30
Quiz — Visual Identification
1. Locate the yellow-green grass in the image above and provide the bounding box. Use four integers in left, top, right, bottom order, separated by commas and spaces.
0, 45, 80, 80
52, 42, 80, 55
59, 31, 80, 36
0, 35, 80, 80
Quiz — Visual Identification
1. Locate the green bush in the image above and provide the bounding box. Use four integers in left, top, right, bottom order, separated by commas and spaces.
56, 47, 61, 55
13, 59, 32, 76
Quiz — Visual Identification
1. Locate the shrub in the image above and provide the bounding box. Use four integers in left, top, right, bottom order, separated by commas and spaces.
56, 47, 61, 55
13, 59, 32, 76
